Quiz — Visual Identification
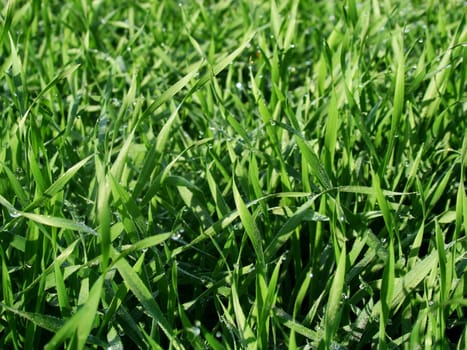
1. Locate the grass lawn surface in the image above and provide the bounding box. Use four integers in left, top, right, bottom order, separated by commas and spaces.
0, 0, 466, 349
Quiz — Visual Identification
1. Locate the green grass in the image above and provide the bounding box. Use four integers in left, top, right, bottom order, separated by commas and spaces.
0, 0, 466, 349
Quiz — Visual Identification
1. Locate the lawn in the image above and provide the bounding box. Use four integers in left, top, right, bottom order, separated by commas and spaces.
0, 0, 466, 349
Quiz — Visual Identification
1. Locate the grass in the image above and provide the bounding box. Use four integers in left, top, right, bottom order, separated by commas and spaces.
0, 0, 466, 348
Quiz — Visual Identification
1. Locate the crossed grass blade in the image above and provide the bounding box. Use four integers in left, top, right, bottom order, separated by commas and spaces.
112, 250, 183, 349
44, 276, 104, 350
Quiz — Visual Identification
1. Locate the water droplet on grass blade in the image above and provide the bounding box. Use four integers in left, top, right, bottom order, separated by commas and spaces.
9, 210, 21, 218
111, 98, 121, 107
190, 327, 200, 336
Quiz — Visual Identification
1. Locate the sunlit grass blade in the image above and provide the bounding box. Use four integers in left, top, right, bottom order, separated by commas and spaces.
295, 137, 332, 190
265, 197, 324, 260
19, 63, 81, 130
382, 28, 405, 173
232, 178, 264, 266
138, 61, 203, 122
110, 129, 135, 182
97, 175, 111, 269
283, 0, 299, 50
24, 155, 92, 211
18, 212, 97, 236
0, 303, 65, 333
270, 0, 281, 47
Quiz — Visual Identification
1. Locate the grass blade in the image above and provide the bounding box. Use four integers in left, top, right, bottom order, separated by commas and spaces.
113, 253, 181, 349
45, 276, 104, 350
232, 178, 264, 266
324, 243, 346, 347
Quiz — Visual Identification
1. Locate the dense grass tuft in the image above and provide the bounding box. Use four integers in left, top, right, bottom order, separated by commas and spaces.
1, 0, 465, 349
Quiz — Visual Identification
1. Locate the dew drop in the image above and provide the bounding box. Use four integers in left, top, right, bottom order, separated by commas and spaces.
9, 210, 20, 218
111, 98, 121, 107
191, 327, 200, 336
